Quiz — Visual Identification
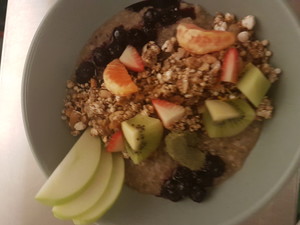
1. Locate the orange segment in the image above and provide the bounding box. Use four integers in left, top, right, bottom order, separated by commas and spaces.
103, 59, 138, 96
176, 23, 236, 55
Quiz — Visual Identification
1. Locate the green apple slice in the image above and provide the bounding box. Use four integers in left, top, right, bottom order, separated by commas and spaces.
52, 149, 113, 219
237, 63, 271, 107
72, 153, 125, 225
35, 128, 101, 206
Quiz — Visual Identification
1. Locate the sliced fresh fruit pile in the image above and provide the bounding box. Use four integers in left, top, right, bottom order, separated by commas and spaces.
36, 129, 125, 225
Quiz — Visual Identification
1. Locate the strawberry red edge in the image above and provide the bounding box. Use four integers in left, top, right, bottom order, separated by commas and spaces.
106, 130, 125, 153
220, 47, 239, 83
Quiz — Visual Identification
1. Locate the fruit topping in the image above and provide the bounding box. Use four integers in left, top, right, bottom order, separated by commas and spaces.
112, 25, 127, 45
121, 114, 164, 164
160, 6, 181, 26
164, 132, 206, 170
106, 40, 126, 59
106, 131, 125, 153
143, 8, 160, 27
205, 99, 241, 123
127, 28, 147, 49
203, 99, 256, 138
35, 128, 101, 206
192, 171, 214, 187
176, 23, 236, 54
202, 154, 226, 177
237, 63, 271, 107
93, 47, 110, 67
152, 99, 185, 129
119, 45, 145, 72
72, 153, 125, 225
160, 178, 186, 202
220, 47, 240, 83
103, 59, 138, 96
75, 61, 97, 84
189, 186, 207, 203
160, 154, 225, 203
52, 149, 113, 219
142, 26, 158, 42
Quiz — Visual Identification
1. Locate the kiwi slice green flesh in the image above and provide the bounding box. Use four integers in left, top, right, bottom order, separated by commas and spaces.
237, 63, 271, 107
205, 99, 241, 122
164, 132, 206, 170
121, 114, 164, 164
203, 99, 256, 138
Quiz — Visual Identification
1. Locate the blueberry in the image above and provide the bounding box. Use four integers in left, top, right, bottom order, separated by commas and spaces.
160, 179, 186, 202
112, 25, 127, 44
192, 171, 214, 187
143, 8, 160, 26
75, 61, 96, 84
189, 186, 207, 203
93, 47, 110, 67
106, 41, 126, 59
203, 154, 226, 177
160, 6, 181, 26
173, 167, 193, 183
127, 28, 147, 48
142, 26, 158, 41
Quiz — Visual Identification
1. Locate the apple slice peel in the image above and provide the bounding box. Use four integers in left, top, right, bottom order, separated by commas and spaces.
52, 149, 113, 219
35, 128, 101, 206
72, 153, 125, 225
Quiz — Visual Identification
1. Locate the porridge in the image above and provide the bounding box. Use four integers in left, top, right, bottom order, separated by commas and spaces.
61, 0, 280, 202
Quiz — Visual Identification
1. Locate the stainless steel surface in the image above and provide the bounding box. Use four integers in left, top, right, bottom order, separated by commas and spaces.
0, 0, 298, 225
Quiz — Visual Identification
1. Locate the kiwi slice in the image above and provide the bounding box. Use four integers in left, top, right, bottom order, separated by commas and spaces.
203, 99, 255, 138
237, 63, 271, 107
121, 114, 164, 164
205, 99, 240, 123
164, 132, 206, 170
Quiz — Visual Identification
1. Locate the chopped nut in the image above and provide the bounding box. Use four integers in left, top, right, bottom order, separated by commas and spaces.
214, 21, 228, 31
265, 50, 272, 57
142, 41, 161, 67
74, 121, 86, 131
237, 31, 250, 42
67, 80, 75, 89
90, 128, 99, 136
224, 13, 235, 22
261, 40, 269, 46
162, 38, 176, 52
241, 15, 255, 30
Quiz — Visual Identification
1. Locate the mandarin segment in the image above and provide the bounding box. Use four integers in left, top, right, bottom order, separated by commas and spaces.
176, 23, 236, 55
103, 59, 138, 96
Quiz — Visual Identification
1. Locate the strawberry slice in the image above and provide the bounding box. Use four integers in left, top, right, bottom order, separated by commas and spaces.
106, 131, 125, 152
152, 99, 185, 129
119, 45, 144, 72
103, 59, 138, 96
220, 48, 239, 83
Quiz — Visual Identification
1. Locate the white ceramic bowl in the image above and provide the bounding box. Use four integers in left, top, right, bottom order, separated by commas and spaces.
22, 0, 300, 225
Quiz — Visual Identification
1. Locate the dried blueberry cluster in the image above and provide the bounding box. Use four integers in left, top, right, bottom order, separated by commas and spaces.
160, 154, 226, 202
75, 0, 195, 84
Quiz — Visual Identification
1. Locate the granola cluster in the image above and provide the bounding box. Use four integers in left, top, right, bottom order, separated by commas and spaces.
61, 12, 280, 142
